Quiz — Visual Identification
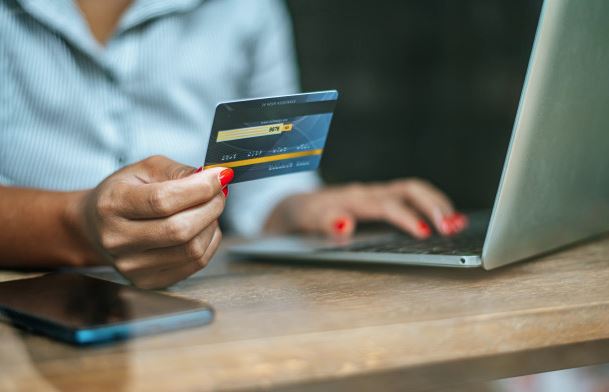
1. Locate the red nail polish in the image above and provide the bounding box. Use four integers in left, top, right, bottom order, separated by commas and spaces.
333, 217, 350, 234
441, 219, 453, 235
418, 220, 431, 237
448, 213, 467, 232
194, 166, 203, 173
222, 187, 229, 198
452, 216, 462, 231
219, 168, 234, 186
455, 213, 468, 230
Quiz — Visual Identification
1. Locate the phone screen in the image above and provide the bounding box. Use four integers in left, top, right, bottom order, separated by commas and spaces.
0, 272, 213, 344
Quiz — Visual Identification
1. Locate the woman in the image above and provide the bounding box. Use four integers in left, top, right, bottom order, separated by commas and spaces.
0, 0, 466, 288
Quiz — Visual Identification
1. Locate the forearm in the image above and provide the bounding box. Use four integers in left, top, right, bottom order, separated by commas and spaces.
0, 187, 102, 268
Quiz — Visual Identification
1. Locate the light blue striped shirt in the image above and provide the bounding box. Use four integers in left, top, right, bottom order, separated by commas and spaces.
0, 0, 319, 235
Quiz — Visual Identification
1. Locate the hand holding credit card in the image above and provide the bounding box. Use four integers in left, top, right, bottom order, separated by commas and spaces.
203, 90, 338, 183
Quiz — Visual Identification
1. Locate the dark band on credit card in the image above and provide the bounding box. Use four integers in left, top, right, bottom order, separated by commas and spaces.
203, 90, 338, 183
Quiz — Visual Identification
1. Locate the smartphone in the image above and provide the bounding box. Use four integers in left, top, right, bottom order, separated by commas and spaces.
0, 272, 214, 345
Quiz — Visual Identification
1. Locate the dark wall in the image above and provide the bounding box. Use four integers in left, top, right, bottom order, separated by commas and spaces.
286, 0, 543, 209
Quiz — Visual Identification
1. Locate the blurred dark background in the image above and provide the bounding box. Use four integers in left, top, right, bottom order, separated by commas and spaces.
286, 0, 543, 209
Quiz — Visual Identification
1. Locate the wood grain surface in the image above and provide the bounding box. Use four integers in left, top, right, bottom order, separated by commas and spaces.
1, 236, 609, 391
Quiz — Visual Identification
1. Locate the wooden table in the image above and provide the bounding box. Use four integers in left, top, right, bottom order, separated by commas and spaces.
2, 236, 609, 391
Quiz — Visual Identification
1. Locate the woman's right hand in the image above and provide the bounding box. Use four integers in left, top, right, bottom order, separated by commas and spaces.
73, 156, 234, 289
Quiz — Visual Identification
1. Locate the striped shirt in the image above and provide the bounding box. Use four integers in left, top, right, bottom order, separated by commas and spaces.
0, 0, 319, 235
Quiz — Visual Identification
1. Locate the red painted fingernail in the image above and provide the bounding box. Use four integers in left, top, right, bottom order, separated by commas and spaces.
418, 220, 432, 237
441, 218, 453, 235
194, 166, 203, 173
333, 217, 350, 234
452, 213, 466, 231
219, 168, 234, 186
222, 187, 229, 198
447, 215, 458, 231
446, 213, 468, 233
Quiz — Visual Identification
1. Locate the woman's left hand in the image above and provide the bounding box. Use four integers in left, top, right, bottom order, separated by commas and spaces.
264, 178, 468, 239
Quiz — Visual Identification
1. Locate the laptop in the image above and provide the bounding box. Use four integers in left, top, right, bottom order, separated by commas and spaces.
230, 0, 609, 270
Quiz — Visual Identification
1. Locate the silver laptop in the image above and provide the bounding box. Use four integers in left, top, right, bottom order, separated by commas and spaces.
230, 0, 609, 270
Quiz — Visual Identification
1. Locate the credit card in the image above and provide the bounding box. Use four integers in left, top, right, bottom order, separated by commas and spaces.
203, 90, 338, 183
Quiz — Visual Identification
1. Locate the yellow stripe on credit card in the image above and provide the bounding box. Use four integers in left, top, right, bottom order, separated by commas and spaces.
204, 149, 323, 169
216, 123, 293, 142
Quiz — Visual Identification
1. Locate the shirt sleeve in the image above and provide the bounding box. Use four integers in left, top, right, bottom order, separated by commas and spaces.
223, 0, 322, 236
0, 174, 12, 185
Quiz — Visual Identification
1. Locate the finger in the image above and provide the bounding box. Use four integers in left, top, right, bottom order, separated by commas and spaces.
333, 188, 429, 237
391, 180, 455, 235
115, 221, 219, 276
293, 196, 356, 238
295, 185, 383, 237
443, 212, 469, 235
102, 194, 225, 254
128, 155, 197, 183
330, 215, 357, 238
267, 192, 350, 237
129, 225, 223, 289
306, 185, 431, 239
377, 200, 431, 239
320, 211, 357, 239
116, 166, 232, 219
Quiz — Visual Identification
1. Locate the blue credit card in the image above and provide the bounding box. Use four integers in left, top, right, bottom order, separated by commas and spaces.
203, 90, 338, 183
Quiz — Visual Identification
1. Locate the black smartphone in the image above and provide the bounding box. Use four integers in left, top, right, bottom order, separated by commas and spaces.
0, 272, 214, 345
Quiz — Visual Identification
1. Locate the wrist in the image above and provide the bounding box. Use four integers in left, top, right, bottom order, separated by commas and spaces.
61, 190, 106, 266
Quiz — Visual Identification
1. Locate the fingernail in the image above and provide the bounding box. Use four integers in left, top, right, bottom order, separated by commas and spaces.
222, 187, 229, 198
441, 218, 454, 235
444, 213, 467, 234
418, 220, 432, 238
194, 166, 203, 173
219, 168, 234, 186
333, 217, 351, 235
452, 213, 467, 231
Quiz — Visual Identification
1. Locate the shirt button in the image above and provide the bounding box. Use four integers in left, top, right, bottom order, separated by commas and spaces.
118, 155, 127, 165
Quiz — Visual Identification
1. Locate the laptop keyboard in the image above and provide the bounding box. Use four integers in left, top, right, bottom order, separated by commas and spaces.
330, 232, 484, 255
323, 211, 490, 256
